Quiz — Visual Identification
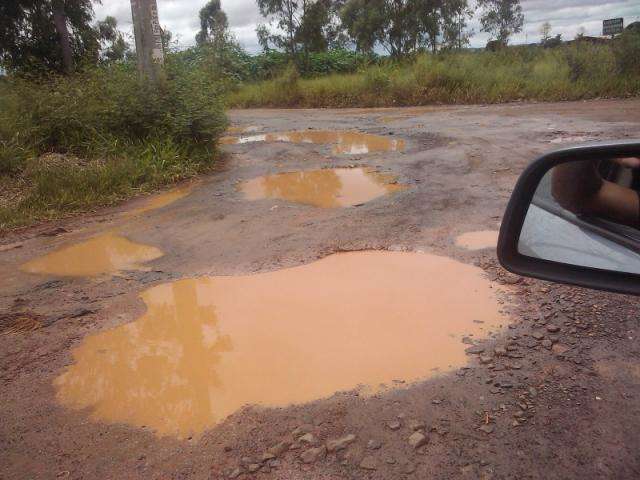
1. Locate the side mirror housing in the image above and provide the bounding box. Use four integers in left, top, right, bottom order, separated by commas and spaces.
498, 141, 640, 296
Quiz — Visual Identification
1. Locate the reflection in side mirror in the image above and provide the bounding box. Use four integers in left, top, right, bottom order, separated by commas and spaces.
498, 142, 640, 296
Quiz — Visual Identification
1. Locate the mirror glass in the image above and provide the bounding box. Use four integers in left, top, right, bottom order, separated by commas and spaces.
518, 156, 640, 274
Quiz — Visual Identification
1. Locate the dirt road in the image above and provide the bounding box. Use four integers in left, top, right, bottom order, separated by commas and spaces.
2, 99, 640, 479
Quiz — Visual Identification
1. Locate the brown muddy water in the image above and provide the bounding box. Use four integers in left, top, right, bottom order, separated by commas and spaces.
20, 232, 163, 277
54, 251, 510, 439
128, 185, 192, 216
220, 130, 405, 154
239, 168, 405, 208
455, 230, 500, 251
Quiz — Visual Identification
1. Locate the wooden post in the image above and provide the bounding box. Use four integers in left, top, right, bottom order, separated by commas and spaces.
130, 0, 165, 83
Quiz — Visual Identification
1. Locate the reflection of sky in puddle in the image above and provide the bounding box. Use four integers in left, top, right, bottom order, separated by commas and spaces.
20, 233, 163, 277
220, 130, 405, 154
240, 167, 405, 208
54, 251, 510, 439
455, 230, 499, 251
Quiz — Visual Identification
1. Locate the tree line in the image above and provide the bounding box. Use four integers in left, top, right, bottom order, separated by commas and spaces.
251, 0, 524, 56
0, 0, 525, 75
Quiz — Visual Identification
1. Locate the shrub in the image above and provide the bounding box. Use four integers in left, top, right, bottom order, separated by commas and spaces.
0, 57, 227, 229
614, 30, 640, 76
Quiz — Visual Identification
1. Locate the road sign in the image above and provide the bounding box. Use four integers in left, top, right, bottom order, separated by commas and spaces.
603, 18, 624, 36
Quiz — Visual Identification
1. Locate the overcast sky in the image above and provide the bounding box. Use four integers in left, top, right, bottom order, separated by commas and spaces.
94, 0, 640, 52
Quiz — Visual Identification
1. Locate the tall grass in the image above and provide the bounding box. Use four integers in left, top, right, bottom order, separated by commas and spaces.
229, 40, 640, 108
0, 58, 227, 230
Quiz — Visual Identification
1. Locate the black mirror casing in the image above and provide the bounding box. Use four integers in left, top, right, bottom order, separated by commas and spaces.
498, 141, 640, 296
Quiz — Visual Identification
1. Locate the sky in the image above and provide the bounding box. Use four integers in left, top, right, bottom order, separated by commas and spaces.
94, 0, 640, 53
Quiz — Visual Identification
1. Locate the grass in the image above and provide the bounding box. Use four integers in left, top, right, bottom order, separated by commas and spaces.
229, 42, 640, 108
0, 59, 227, 231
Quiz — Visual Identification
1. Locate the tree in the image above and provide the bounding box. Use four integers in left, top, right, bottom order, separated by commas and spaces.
477, 0, 523, 45
340, 0, 443, 56
339, 0, 386, 54
96, 16, 131, 63
196, 0, 228, 46
539, 21, 551, 43
440, 0, 473, 49
256, 0, 300, 56
0, 0, 96, 74
256, 0, 346, 56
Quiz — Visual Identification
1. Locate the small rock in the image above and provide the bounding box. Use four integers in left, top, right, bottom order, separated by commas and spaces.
268, 459, 280, 468
409, 420, 426, 431
480, 355, 493, 364
532, 331, 545, 340
268, 441, 291, 457
360, 455, 377, 470
387, 420, 402, 430
546, 324, 560, 333
247, 463, 261, 473
502, 274, 522, 285
261, 452, 276, 463
300, 446, 326, 464
40, 227, 68, 237
466, 345, 485, 354
478, 424, 494, 434
367, 439, 382, 450
228, 468, 242, 479
408, 431, 428, 449
292, 424, 314, 436
494, 347, 507, 356
240, 457, 252, 465
326, 434, 356, 453
528, 387, 538, 397
552, 344, 570, 356
386, 457, 396, 465
404, 463, 417, 474
431, 399, 441, 405
541, 339, 553, 349
299, 433, 316, 445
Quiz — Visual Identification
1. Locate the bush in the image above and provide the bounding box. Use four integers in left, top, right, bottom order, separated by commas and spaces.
0, 57, 227, 229
614, 30, 640, 76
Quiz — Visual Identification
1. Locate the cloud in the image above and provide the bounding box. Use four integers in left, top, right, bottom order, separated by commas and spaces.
93, 0, 640, 52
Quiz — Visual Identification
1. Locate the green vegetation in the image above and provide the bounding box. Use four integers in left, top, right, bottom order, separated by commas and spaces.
229, 38, 640, 108
1, 0, 639, 230
0, 58, 227, 230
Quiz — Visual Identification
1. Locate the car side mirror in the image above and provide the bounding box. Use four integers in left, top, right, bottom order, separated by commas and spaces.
498, 141, 640, 296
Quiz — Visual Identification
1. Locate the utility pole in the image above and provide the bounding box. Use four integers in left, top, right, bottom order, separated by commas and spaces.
130, 0, 164, 83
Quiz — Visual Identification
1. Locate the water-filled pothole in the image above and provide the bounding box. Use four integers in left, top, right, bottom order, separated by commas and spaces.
220, 130, 405, 154
21, 232, 163, 277
455, 231, 499, 251
239, 167, 405, 208
54, 251, 510, 438
128, 185, 192, 216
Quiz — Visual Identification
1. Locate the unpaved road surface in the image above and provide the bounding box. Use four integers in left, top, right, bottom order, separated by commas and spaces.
2, 99, 640, 479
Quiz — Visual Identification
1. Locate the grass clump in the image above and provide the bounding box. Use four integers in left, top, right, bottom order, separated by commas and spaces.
0, 59, 227, 230
229, 42, 640, 108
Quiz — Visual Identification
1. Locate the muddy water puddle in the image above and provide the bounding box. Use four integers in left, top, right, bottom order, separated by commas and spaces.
455, 230, 499, 251
55, 251, 510, 438
21, 232, 163, 277
128, 185, 192, 216
240, 167, 405, 208
220, 130, 404, 154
